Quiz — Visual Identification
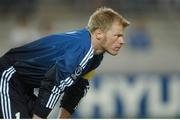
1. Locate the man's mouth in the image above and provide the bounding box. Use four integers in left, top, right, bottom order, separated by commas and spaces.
114, 47, 120, 51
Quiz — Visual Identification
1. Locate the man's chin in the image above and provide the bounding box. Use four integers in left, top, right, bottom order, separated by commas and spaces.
112, 53, 118, 56
108, 51, 118, 56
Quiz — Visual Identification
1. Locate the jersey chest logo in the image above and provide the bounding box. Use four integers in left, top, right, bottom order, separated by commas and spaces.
70, 65, 83, 81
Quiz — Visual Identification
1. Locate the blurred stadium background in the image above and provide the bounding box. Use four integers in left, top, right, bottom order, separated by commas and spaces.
0, 0, 179, 118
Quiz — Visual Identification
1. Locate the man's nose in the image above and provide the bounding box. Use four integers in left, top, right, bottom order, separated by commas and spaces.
119, 38, 125, 45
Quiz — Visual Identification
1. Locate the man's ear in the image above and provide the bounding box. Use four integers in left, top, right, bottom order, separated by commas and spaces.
95, 29, 104, 40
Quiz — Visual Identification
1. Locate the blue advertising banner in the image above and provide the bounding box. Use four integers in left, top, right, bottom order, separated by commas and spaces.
71, 73, 180, 118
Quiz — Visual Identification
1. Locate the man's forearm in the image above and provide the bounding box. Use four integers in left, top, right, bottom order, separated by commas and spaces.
59, 108, 71, 118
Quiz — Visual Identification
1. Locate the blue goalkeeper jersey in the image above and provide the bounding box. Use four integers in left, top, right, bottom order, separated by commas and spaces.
2, 28, 104, 116
4, 28, 103, 87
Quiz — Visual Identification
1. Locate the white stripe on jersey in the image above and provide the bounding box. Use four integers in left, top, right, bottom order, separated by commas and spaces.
80, 44, 94, 68
46, 44, 94, 109
0, 66, 16, 119
81, 48, 94, 68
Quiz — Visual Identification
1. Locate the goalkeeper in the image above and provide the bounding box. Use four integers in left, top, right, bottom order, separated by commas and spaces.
0, 7, 129, 118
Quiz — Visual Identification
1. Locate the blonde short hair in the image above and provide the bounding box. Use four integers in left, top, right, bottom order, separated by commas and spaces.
87, 7, 130, 33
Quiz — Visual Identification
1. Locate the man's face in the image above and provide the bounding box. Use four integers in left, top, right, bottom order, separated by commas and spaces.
101, 21, 125, 56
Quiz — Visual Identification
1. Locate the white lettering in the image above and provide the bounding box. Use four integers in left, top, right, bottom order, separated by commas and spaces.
148, 75, 180, 117
114, 75, 148, 117
79, 76, 116, 118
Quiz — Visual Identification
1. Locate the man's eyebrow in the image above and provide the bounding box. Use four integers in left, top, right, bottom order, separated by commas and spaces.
115, 33, 124, 36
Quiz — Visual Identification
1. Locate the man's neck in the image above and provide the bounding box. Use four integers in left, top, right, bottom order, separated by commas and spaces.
91, 33, 104, 55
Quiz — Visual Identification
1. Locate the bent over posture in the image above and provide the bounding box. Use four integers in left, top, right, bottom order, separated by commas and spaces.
0, 7, 129, 118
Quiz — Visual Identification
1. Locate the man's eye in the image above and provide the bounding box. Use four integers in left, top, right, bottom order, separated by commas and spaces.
116, 35, 123, 37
